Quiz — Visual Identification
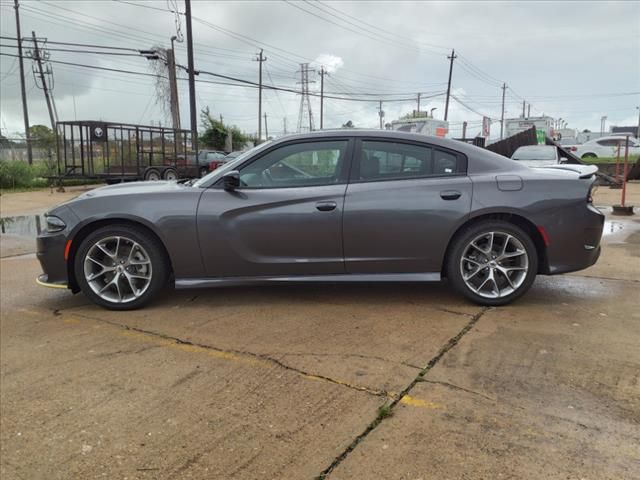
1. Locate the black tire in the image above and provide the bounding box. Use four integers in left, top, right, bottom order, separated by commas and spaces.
581, 153, 597, 159
199, 166, 208, 177
163, 168, 178, 180
446, 220, 538, 306
144, 168, 161, 181
74, 224, 170, 310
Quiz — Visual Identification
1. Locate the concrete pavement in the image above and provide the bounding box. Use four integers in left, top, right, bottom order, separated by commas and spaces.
1, 187, 638, 479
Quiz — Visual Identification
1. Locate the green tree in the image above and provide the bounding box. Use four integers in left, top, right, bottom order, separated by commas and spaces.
28, 124, 56, 150
199, 107, 251, 151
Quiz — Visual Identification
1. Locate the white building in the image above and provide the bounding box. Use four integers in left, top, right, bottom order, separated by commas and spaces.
389, 116, 449, 138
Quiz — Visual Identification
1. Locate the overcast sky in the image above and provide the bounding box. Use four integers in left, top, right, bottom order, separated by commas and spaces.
1, 0, 639, 141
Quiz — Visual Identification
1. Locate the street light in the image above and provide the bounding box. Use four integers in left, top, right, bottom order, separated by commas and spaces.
430, 107, 437, 118
600, 115, 607, 136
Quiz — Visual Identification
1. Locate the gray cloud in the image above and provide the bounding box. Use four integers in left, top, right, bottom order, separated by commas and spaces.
1, 0, 638, 139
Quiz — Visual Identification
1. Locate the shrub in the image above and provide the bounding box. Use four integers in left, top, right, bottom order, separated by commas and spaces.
0, 160, 55, 189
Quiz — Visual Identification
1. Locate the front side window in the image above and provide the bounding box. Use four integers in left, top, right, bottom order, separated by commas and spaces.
239, 140, 348, 188
357, 141, 461, 181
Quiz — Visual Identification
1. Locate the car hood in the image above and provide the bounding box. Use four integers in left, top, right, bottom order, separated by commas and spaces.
75, 180, 192, 200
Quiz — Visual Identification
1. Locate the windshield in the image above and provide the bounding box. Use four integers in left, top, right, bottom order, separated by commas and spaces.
512, 146, 557, 161
192, 141, 273, 188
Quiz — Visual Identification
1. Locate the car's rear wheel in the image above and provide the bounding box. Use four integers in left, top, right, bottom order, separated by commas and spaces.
447, 221, 538, 306
581, 153, 597, 159
199, 166, 208, 177
74, 225, 169, 310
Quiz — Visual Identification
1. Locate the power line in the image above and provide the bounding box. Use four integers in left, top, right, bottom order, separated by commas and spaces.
0, 42, 148, 57
1, 35, 139, 51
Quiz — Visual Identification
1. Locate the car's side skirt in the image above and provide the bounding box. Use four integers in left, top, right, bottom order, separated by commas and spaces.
175, 272, 441, 289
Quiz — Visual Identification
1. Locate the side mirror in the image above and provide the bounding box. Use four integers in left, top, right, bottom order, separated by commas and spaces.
559, 157, 568, 164
223, 170, 240, 191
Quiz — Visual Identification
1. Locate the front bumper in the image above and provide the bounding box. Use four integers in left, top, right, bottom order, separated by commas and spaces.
36, 274, 68, 289
36, 231, 70, 287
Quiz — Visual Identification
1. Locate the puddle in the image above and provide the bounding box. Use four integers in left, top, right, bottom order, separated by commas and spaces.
602, 220, 625, 236
0, 215, 44, 237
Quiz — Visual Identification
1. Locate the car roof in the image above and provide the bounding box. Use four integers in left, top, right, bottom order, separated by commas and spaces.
271, 129, 492, 157
590, 135, 638, 142
514, 145, 555, 149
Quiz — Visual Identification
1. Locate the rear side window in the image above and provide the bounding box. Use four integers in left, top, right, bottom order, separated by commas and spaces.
356, 140, 463, 181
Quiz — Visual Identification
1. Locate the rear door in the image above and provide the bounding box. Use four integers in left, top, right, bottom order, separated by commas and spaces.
343, 139, 472, 274
197, 138, 353, 277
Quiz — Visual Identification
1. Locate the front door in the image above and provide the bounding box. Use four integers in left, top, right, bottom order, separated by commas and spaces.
197, 139, 353, 277
343, 139, 472, 274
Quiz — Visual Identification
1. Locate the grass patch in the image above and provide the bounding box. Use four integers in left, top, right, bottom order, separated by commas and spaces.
0, 160, 102, 192
376, 403, 394, 420
580, 156, 639, 165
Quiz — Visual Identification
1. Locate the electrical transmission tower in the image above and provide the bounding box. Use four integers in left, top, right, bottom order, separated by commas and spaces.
296, 63, 315, 133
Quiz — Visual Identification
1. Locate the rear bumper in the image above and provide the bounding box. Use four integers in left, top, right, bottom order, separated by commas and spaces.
543, 204, 605, 275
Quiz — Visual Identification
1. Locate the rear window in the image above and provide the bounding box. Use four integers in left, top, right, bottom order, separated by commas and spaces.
512, 146, 557, 161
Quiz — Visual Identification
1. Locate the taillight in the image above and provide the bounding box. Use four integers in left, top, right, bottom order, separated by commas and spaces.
570, 146, 577, 152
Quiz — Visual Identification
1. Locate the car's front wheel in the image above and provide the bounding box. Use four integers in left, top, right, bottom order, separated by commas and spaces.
447, 221, 538, 306
74, 225, 169, 310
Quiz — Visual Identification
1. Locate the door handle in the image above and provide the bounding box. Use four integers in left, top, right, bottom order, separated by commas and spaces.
316, 201, 337, 212
440, 190, 462, 200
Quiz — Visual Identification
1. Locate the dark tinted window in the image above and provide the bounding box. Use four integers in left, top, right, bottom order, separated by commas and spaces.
358, 141, 461, 181
239, 140, 347, 188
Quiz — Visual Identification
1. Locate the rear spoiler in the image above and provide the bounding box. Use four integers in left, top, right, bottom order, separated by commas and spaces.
536, 164, 598, 179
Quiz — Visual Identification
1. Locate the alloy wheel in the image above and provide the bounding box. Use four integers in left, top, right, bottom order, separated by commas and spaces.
459, 231, 529, 299
83, 236, 153, 303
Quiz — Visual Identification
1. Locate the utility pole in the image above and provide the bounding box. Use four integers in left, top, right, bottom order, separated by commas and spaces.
636, 106, 639, 138
263, 112, 269, 139
462, 121, 468, 140
167, 36, 181, 131
444, 49, 456, 121
30, 32, 56, 131
318, 66, 328, 129
14, 0, 32, 164
184, 0, 197, 155
500, 82, 507, 139
378, 100, 384, 129
255, 49, 266, 140
522, 100, 526, 118
417, 93, 421, 116
527, 103, 531, 118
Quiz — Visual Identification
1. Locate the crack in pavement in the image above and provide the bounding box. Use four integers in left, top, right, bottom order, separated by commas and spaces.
58, 309, 392, 399
566, 273, 640, 283
267, 351, 422, 370
315, 306, 490, 480
418, 379, 497, 402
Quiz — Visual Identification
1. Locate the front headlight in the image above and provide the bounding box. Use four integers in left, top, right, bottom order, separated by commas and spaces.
45, 215, 66, 233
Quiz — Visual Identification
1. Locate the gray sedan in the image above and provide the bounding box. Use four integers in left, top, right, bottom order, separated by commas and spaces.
36, 130, 604, 310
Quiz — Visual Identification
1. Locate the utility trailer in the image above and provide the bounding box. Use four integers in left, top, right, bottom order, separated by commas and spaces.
54, 121, 202, 184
